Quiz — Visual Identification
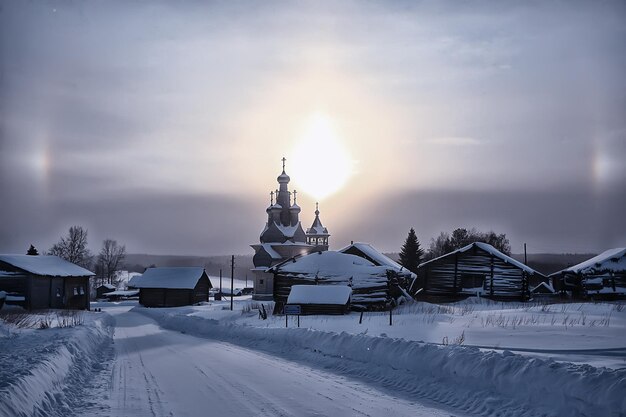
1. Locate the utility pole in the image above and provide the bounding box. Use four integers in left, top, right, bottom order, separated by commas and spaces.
524, 243, 528, 265
230, 255, 235, 311
219, 269, 222, 297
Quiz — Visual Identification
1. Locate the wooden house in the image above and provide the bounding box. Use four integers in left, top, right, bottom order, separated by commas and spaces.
339, 242, 417, 282
549, 248, 626, 299
135, 267, 212, 307
410, 242, 547, 301
270, 251, 413, 312
96, 283, 117, 299
0, 255, 94, 310
286, 285, 352, 315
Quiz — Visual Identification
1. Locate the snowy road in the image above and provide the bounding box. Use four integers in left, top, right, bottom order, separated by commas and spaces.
100, 308, 456, 417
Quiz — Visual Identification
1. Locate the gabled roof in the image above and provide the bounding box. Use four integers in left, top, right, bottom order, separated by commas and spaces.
287, 285, 352, 305
133, 267, 208, 289
98, 283, 117, 290
551, 248, 626, 276
0, 255, 95, 277
418, 242, 542, 275
338, 242, 415, 277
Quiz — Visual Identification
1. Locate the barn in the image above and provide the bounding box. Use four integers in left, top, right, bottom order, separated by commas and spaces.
549, 247, 626, 299
270, 251, 413, 312
134, 267, 212, 307
410, 242, 547, 301
0, 255, 94, 310
286, 285, 352, 315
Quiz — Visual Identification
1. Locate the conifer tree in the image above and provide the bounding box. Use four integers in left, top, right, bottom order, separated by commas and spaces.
26, 244, 39, 256
399, 228, 424, 273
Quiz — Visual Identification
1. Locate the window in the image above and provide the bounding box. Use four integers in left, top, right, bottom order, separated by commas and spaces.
260, 279, 264, 285
461, 274, 485, 289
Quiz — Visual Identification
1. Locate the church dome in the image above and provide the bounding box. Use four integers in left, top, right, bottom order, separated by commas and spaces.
277, 171, 290, 183
290, 203, 301, 212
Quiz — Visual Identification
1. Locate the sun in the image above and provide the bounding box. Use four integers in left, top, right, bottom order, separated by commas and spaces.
289, 113, 353, 201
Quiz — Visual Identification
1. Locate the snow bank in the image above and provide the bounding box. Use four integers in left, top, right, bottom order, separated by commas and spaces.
139, 307, 626, 417
0, 314, 114, 417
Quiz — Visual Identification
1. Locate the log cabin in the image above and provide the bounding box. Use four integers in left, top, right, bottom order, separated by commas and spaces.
549, 247, 625, 299
135, 267, 212, 307
410, 242, 547, 301
270, 251, 413, 312
0, 254, 94, 310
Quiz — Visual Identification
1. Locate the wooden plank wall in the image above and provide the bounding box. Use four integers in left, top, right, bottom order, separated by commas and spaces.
420, 248, 530, 300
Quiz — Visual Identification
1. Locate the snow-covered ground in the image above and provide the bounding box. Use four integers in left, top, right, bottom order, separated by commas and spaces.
1, 299, 625, 417
0, 310, 114, 417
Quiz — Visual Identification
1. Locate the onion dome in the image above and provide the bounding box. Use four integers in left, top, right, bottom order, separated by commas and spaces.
277, 170, 290, 183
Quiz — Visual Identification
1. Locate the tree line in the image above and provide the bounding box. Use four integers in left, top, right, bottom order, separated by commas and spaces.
28, 226, 126, 288
398, 227, 511, 273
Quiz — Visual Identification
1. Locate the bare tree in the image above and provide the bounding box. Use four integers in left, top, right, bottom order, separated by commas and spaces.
97, 239, 126, 285
48, 226, 93, 268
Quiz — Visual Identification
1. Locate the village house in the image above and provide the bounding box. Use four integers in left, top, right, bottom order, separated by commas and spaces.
0, 254, 94, 310
410, 242, 548, 301
134, 267, 212, 307
270, 250, 414, 312
550, 247, 626, 299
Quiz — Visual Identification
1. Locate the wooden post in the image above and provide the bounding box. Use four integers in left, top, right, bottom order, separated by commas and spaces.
230, 255, 235, 311
297, 315, 300, 328
359, 311, 364, 324
524, 243, 527, 265
490, 255, 494, 297
219, 269, 222, 295
389, 307, 393, 326
453, 253, 458, 294
285, 313, 288, 328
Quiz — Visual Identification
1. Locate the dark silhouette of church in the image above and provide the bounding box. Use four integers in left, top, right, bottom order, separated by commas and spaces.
251, 158, 330, 300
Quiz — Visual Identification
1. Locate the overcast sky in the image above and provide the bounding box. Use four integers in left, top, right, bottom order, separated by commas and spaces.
1, 1, 625, 256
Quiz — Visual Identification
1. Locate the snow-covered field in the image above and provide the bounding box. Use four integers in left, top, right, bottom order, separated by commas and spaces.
1, 298, 625, 417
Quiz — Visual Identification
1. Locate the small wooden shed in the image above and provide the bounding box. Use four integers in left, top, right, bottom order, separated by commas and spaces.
286, 285, 352, 315
549, 248, 626, 299
96, 283, 117, 299
135, 267, 212, 307
411, 242, 547, 301
0, 255, 94, 310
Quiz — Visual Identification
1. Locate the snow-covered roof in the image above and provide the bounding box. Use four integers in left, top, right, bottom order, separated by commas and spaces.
276, 223, 300, 238
307, 225, 329, 235
128, 274, 142, 287
103, 289, 139, 297
133, 267, 207, 289
0, 255, 95, 277
555, 248, 626, 275
338, 242, 414, 277
99, 283, 117, 290
272, 251, 388, 277
287, 285, 352, 305
259, 243, 282, 260
531, 281, 555, 293
418, 242, 541, 275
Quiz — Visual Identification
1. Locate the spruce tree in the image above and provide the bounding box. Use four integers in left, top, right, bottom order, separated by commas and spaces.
26, 244, 39, 256
399, 228, 424, 273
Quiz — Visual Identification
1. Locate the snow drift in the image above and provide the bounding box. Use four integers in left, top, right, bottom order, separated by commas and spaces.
0, 314, 114, 417
139, 307, 626, 417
